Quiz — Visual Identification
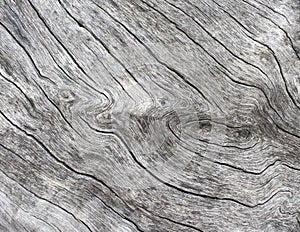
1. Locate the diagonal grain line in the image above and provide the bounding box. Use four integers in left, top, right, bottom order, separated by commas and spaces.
82, 115, 294, 208
165, 122, 299, 177
269, 116, 300, 139
162, 179, 262, 208
2, 0, 34, 45
31, 215, 63, 232
81, 41, 134, 100
79, 116, 147, 168
0, 110, 122, 209
214, 159, 280, 176
0, 72, 48, 121
0, 143, 29, 164
1, 19, 99, 136
0, 21, 54, 84
210, 0, 300, 110
25, 0, 92, 81
253, 190, 292, 208
147, 152, 286, 209
5, 0, 78, 85
166, 60, 290, 140
269, 49, 300, 110
87, 0, 161, 97
215, 1, 300, 111
92, 184, 202, 232
91, 174, 203, 232
257, 99, 300, 139
258, 13, 300, 61
41, 40, 109, 97
240, 0, 300, 61
62, 187, 143, 232
54, 0, 150, 97
41, 44, 80, 84
0, 73, 37, 113
0, 169, 93, 232
215, 68, 286, 122
138, 0, 233, 108
88, 1, 224, 113
78, 118, 208, 230
165, 0, 271, 79
56, 0, 110, 54
0, 24, 80, 130
62, 181, 143, 232
89, 192, 144, 232
141, 207, 203, 232
0, 23, 82, 135
25, 0, 108, 98
252, 0, 291, 25
89, 0, 214, 106
1, 144, 140, 232
139, 0, 234, 77
283, 163, 300, 172
166, 65, 214, 106
80, 116, 276, 209
30, 78, 80, 135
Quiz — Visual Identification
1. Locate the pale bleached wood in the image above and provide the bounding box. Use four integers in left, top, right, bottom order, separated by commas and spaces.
0, 0, 300, 231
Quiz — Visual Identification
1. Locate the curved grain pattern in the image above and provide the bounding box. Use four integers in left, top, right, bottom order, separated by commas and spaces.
0, 0, 300, 231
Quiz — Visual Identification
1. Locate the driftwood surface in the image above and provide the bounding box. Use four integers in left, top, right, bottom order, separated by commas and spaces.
1, 0, 300, 231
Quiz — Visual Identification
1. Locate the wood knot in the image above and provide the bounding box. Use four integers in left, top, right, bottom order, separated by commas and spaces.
59, 89, 76, 103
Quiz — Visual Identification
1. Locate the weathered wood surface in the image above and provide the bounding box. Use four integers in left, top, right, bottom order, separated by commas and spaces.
1, 0, 300, 231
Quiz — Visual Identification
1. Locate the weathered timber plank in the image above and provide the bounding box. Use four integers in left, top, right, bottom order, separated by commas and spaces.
1, 0, 300, 231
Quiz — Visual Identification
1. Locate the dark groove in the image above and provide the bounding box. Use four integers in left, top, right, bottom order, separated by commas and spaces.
270, 50, 300, 110
240, 0, 300, 61
167, 119, 259, 151
283, 163, 300, 172
165, 119, 278, 176
1, 1, 299, 231
29, 78, 80, 135
215, 68, 286, 123
164, 0, 271, 79
0, 110, 121, 211
0, 21, 55, 84
31, 215, 62, 232
0, 73, 37, 113
41, 43, 80, 84
141, 207, 203, 232
139, 0, 234, 77
26, 0, 90, 79
252, 0, 291, 24
82, 41, 134, 100
80, 116, 283, 209
0, 169, 93, 232
90, 0, 213, 106
214, 159, 280, 175
0, 143, 28, 164
92, 185, 202, 232
26, 0, 108, 99
139, 0, 233, 108
0, 23, 82, 135
90, 192, 144, 232
258, 13, 300, 61
210, 0, 300, 110
55, 0, 150, 97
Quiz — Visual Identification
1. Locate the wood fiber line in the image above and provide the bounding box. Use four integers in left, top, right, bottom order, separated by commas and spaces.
0, 0, 300, 231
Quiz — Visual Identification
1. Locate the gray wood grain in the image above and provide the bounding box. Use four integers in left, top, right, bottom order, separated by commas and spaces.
1, 0, 300, 231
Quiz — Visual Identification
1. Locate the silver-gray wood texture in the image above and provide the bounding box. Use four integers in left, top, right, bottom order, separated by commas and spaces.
1, 0, 300, 231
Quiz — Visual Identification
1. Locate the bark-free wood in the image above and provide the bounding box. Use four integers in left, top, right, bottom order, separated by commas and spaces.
1, 0, 300, 231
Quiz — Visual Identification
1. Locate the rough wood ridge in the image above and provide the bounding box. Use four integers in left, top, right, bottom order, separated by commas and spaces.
1, 0, 300, 231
